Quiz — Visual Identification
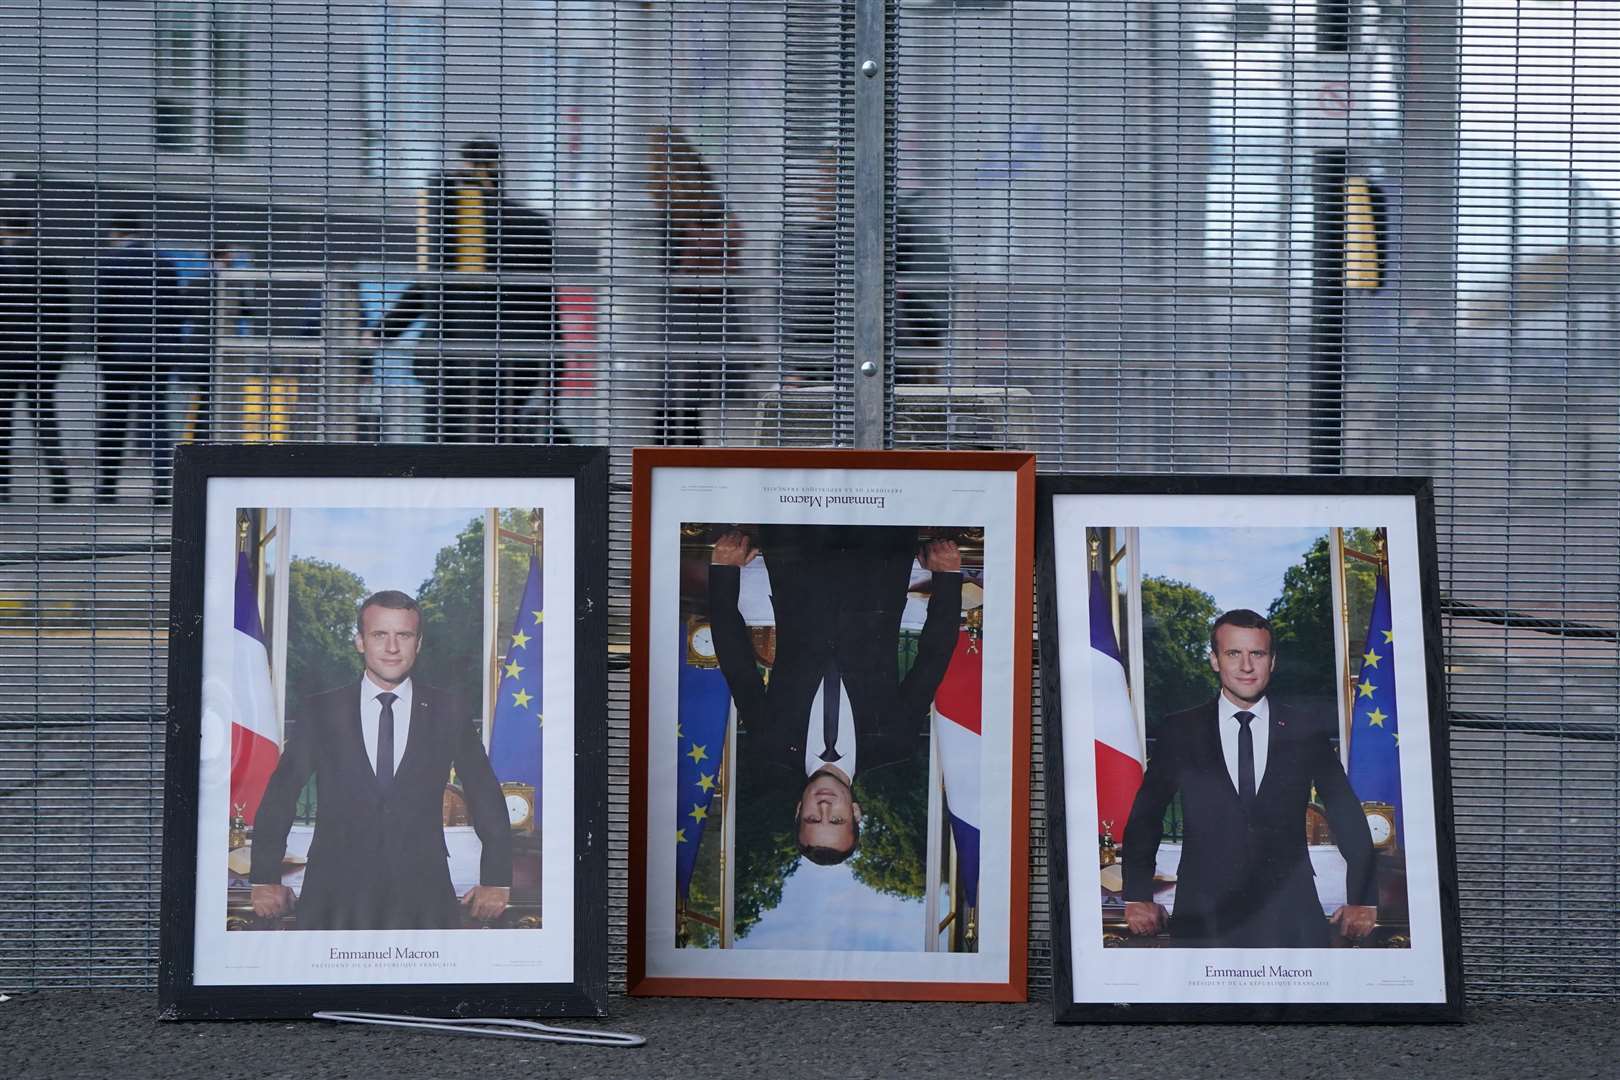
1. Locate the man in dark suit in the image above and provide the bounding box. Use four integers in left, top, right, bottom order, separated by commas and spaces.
249, 590, 512, 930
1123, 608, 1377, 947
707, 525, 962, 864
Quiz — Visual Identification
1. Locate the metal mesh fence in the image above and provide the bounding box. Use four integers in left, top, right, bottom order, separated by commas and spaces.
0, 0, 1615, 997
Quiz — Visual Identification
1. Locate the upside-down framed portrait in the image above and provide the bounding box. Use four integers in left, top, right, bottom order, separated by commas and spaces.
1038, 475, 1464, 1022
158, 445, 608, 1019
628, 449, 1034, 1000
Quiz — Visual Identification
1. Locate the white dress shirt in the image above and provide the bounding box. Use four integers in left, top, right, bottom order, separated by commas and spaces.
359, 673, 413, 776
804, 676, 858, 781
1217, 693, 1270, 794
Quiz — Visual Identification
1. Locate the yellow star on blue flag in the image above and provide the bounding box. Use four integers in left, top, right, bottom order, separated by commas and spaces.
676, 624, 731, 901
1348, 572, 1402, 847
489, 552, 544, 797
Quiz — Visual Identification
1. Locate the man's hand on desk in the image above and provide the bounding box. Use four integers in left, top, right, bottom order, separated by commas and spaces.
250, 884, 296, 919
461, 885, 510, 921
1124, 900, 1169, 935
1329, 904, 1377, 941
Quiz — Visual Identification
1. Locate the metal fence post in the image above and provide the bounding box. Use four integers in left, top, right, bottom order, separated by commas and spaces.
1310, 148, 1348, 474
853, 0, 887, 449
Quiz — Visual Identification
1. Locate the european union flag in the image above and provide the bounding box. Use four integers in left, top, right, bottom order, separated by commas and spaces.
489, 554, 543, 798
1347, 572, 1402, 845
676, 626, 732, 901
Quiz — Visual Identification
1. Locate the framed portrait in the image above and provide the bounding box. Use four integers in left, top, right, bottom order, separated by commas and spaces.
158, 445, 608, 1019
1038, 475, 1464, 1022
627, 449, 1035, 1001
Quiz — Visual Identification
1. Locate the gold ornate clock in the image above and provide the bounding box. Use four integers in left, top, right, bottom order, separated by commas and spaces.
1362, 801, 1397, 851
686, 616, 719, 669
503, 781, 536, 833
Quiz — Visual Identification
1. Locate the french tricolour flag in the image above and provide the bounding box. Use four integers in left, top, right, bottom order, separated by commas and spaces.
230, 550, 280, 825
1090, 569, 1143, 843
934, 629, 982, 907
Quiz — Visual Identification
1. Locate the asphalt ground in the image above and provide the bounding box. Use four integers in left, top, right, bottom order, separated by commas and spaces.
2, 992, 1616, 1080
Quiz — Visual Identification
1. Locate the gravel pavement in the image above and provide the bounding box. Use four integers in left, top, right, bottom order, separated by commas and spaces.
2, 992, 1616, 1080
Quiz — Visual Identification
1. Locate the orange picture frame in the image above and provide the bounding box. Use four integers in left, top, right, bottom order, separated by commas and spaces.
628, 448, 1034, 1001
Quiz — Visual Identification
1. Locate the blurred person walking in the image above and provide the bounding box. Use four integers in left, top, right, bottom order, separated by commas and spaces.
779, 151, 949, 385
647, 127, 746, 445
0, 210, 72, 503
374, 139, 558, 443
94, 213, 182, 502
169, 243, 257, 444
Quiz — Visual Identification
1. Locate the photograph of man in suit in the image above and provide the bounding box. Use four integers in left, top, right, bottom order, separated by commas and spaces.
248, 590, 513, 930
706, 525, 962, 865
1122, 609, 1378, 947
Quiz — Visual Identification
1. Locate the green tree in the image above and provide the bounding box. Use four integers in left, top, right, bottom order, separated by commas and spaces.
1265, 536, 1338, 708
730, 774, 804, 941
849, 750, 930, 900
412, 515, 485, 715
413, 510, 534, 724
1140, 575, 1219, 731
284, 556, 368, 823
285, 557, 366, 704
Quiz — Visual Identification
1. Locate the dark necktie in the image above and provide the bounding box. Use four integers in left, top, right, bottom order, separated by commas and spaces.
819, 657, 840, 763
376, 691, 398, 792
1235, 710, 1256, 808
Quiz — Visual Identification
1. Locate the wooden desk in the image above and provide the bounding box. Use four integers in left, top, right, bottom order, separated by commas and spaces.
1096, 846, 1410, 948
225, 831, 541, 931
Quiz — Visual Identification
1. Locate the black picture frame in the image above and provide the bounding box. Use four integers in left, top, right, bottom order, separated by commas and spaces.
158, 444, 609, 1020
1037, 475, 1464, 1022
